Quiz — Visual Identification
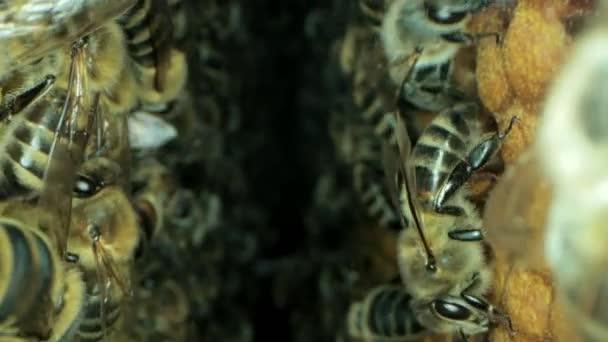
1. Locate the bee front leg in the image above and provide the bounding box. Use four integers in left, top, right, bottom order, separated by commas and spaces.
459, 329, 469, 342
435, 115, 519, 210
441, 31, 503, 45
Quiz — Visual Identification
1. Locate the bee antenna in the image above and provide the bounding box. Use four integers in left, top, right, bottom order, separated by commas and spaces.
393, 47, 436, 271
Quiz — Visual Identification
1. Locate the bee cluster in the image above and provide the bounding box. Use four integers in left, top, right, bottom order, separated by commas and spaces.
0, 0, 259, 340
2, 0, 608, 341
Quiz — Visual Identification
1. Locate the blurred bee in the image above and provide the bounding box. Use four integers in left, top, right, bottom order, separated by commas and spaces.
330, 111, 400, 230
131, 158, 178, 258
118, 0, 187, 113
168, 0, 187, 41
123, 278, 191, 341
359, 0, 385, 30
380, 96, 516, 338
381, 0, 495, 113
347, 285, 427, 341
535, 18, 608, 341
67, 156, 141, 340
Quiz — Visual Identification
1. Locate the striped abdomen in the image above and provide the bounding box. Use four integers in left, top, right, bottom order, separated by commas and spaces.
357, 89, 397, 145
359, 0, 385, 30
353, 162, 399, 230
347, 285, 426, 340
0, 99, 63, 199
337, 118, 399, 230
401, 59, 457, 114
0, 219, 57, 335
410, 102, 498, 209
77, 287, 121, 341
118, 0, 173, 90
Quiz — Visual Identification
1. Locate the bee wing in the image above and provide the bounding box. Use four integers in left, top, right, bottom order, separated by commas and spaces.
392, 109, 424, 229
482, 149, 549, 270
0, 0, 135, 73
382, 135, 402, 215
37, 39, 95, 256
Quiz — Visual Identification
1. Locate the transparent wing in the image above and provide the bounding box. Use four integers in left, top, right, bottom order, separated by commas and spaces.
37, 39, 95, 257
393, 109, 423, 229
0, 0, 135, 73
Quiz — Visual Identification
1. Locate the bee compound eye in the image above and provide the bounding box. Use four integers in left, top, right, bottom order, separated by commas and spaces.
433, 299, 472, 320
424, 3, 468, 25
73, 175, 100, 198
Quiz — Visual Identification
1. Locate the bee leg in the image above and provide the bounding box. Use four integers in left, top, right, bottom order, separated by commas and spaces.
448, 229, 484, 241
461, 292, 515, 333
0, 74, 56, 120
459, 329, 469, 342
441, 31, 502, 45
444, 84, 468, 102
435, 116, 518, 209
469, 171, 498, 184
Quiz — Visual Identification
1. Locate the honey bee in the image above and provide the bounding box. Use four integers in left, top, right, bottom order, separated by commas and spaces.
381, 0, 495, 113
535, 18, 608, 341
347, 285, 427, 341
382, 97, 516, 338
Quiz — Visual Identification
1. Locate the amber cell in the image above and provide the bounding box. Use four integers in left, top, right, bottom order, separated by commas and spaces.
475, 1, 595, 340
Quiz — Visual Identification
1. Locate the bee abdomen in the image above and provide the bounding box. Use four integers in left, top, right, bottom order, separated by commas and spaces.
0, 220, 54, 326
77, 293, 121, 341
359, 95, 396, 144
347, 285, 424, 339
353, 162, 399, 230
0, 103, 60, 199
119, 0, 173, 68
359, 0, 384, 29
412, 104, 490, 205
